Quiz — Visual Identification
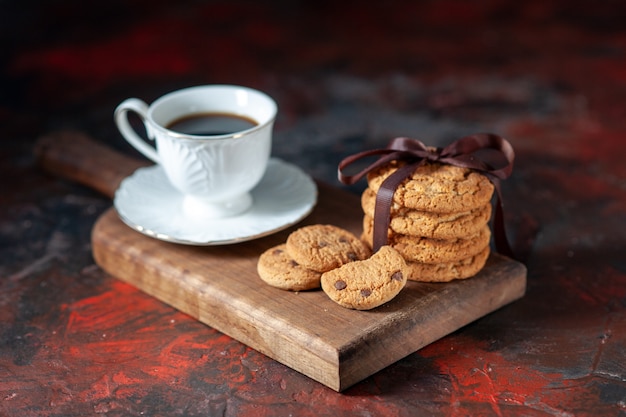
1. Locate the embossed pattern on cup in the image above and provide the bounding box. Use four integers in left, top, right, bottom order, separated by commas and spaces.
156, 126, 271, 201
114, 85, 277, 218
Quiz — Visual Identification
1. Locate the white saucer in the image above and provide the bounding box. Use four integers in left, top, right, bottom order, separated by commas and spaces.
114, 158, 318, 245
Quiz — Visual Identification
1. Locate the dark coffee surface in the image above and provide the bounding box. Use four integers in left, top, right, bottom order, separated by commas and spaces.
166, 112, 257, 136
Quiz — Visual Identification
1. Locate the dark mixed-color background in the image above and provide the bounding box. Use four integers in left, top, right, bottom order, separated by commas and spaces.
2, 1, 626, 416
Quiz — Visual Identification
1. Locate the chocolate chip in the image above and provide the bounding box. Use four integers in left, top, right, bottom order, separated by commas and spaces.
391, 271, 403, 281
360, 289, 372, 297
334, 280, 347, 290
347, 252, 357, 261
319, 241, 328, 248
339, 237, 348, 243
272, 249, 283, 255
289, 260, 299, 267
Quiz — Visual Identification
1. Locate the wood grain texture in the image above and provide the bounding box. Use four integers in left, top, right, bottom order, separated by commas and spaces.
35, 131, 150, 197
36, 130, 527, 391
92, 190, 527, 391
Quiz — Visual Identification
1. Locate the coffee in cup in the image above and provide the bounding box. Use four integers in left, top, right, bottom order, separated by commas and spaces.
114, 85, 277, 219
166, 112, 258, 136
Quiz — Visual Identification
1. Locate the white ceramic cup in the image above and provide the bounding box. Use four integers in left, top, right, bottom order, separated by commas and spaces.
114, 85, 277, 219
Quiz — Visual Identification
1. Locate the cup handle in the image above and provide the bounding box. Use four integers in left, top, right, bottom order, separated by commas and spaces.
114, 98, 160, 163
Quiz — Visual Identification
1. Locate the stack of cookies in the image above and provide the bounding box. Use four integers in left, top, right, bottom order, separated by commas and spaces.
361, 160, 495, 282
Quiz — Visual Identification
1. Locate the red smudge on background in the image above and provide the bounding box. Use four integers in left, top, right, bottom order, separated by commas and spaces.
12, 21, 195, 81
9, 3, 281, 86
420, 338, 579, 416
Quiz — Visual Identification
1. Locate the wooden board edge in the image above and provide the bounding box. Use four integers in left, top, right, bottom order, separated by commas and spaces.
91, 210, 344, 391
91, 208, 528, 393
335, 255, 527, 391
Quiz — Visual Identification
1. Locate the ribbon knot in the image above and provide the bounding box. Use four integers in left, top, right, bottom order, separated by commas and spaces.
338, 133, 516, 259
424, 147, 442, 162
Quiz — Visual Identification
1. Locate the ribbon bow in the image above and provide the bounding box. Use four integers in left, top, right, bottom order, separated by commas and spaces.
338, 133, 516, 259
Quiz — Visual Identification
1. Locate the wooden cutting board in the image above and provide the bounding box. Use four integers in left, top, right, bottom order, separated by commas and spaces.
36, 131, 527, 392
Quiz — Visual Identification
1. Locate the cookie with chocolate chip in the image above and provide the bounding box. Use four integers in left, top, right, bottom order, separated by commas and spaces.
321, 245, 408, 310
366, 161, 494, 213
286, 224, 371, 273
362, 224, 491, 264
257, 244, 322, 291
406, 245, 491, 282
361, 187, 492, 239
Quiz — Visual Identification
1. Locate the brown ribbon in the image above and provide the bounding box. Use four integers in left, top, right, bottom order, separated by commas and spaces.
338, 133, 516, 259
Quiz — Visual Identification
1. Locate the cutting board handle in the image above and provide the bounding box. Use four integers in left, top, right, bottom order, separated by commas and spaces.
35, 130, 150, 198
